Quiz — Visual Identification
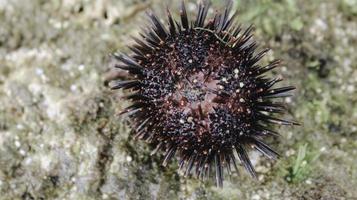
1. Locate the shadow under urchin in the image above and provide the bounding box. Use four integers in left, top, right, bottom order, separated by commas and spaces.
110, 0, 298, 187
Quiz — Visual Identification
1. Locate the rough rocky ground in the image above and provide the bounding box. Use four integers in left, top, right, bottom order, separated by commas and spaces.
0, 0, 356, 199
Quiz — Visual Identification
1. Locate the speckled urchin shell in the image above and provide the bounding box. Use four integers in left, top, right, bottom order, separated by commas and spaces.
111, 1, 298, 187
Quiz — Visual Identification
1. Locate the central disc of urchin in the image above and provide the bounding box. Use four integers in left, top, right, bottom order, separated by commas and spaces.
171, 71, 219, 114
111, 1, 297, 187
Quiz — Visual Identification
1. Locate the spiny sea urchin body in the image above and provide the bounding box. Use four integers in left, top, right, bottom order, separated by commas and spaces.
111, 1, 297, 186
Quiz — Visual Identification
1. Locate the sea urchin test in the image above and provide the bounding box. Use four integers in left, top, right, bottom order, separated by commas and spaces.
110, 1, 298, 187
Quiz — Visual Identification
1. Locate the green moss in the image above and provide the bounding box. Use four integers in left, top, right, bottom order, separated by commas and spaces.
338, 0, 357, 17
235, 0, 306, 36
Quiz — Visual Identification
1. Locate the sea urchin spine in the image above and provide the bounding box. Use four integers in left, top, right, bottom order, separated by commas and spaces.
111, 1, 298, 187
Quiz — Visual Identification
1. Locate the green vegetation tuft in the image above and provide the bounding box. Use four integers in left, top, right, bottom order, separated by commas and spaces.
285, 144, 319, 183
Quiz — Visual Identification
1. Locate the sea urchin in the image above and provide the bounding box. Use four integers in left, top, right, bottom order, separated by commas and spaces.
111, 1, 298, 187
